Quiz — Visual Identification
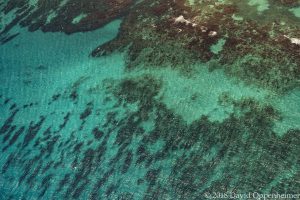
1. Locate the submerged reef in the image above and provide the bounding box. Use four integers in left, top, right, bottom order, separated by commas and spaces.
2, 0, 299, 90
1, 73, 299, 199
92, 0, 300, 93
0, 0, 132, 35
1, 0, 300, 199
107, 75, 300, 198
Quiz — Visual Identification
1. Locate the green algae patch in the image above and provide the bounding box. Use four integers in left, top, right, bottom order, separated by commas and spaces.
289, 7, 300, 18
72, 13, 87, 24
271, 90, 300, 136
231, 14, 244, 21
187, 0, 195, 6
210, 38, 226, 54
46, 11, 58, 24
248, 0, 269, 12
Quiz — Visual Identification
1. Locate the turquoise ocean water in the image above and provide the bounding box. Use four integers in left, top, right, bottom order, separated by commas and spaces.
0, 20, 134, 199
1, 1, 300, 200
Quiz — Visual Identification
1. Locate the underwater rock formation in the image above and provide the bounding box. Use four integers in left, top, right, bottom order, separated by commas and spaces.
92, 0, 300, 93
0, 0, 133, 35
0, 0, 300, 199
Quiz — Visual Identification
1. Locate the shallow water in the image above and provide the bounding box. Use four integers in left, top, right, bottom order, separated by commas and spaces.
0, 0, 300, 199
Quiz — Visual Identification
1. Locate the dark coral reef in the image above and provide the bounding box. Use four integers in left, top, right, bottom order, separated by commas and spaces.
92, 0, 300, 93
1, 0, 133, 35
1, 73, 299, 199
1, 0, 300, 199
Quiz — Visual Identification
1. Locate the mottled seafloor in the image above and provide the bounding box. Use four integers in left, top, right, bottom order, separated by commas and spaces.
0, 0, 300, 199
